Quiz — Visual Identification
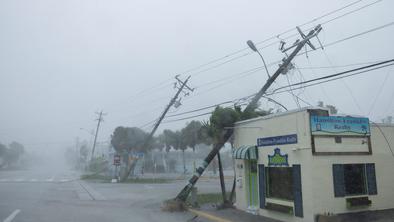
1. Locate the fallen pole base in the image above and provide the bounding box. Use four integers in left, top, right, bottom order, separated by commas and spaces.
161, 199, 187, 212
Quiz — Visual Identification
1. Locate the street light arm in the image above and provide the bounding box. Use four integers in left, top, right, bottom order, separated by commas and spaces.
256, 50, 271, 79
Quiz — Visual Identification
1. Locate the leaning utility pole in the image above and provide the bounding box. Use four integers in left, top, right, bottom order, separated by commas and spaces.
174, 24, 323, 202
120, 75, 193, 182
91, 110, 106, 161
144, 75, 193, 148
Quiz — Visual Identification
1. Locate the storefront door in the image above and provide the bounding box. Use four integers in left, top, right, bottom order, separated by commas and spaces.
247, 160, 258, 208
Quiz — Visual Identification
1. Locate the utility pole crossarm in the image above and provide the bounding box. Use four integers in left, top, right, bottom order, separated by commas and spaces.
244, 24, 322, 114
143, 75, 191, 147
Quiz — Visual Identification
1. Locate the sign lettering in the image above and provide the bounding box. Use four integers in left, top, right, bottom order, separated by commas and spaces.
311, 116, 370, 135
257, 134, 297, 147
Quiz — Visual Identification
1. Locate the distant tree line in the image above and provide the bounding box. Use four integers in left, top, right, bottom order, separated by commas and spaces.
110, 104, 273, 184
110, 120, 210, 179
0, 141, 25, 168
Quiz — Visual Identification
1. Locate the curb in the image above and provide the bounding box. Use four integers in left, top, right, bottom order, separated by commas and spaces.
188, 208, 232, 222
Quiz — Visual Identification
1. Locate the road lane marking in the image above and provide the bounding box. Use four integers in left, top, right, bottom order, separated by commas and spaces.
0, 179, 7, 182
14, 178, 24, 182
3, 209, 21, 222
188, 208, 232, 222
46, 178, 54, 182
30, 179, 37, 182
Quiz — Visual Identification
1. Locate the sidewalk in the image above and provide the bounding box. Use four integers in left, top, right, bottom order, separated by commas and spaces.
190, 207, 394, 222
129, 172, 234, 181
189, 207, 282, 222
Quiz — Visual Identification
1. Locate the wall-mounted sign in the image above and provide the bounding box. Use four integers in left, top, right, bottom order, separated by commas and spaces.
310, 116, 370, 136
257, 134, 297, 147
268, 148, 289, 166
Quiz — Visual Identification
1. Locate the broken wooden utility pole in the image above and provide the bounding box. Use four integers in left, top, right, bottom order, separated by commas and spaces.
174, 24, 322, 202
120, 75, 193, 182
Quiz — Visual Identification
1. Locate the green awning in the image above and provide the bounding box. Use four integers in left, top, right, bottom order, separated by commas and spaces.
233, 145, 258, 160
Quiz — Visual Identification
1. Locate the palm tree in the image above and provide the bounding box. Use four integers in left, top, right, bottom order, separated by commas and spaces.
199, 105, 273, 206
200, 106, 240, 207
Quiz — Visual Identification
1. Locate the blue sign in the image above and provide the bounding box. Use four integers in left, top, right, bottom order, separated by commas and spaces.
257, 134, 297, 147
310, 116, 370, 135
268, 148, 289, 166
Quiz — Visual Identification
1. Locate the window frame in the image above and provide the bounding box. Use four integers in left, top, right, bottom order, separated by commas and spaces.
343, 164, 368, 196
333, 163, 377, 198
265, 166, 294, 201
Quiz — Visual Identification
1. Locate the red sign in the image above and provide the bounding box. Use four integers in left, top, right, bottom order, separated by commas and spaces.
113, 155, 121, 166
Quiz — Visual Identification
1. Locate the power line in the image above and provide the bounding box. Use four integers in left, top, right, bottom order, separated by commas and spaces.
183, 22, 394, 103
169, 59, 392, 123
285, 73, 301, 108
271, 59, 394, 93
168, 24, 326, 129
302, 21, 394, 55
158, 60, 394, 124
320, 0, 382, 26
175, 32, 327, 198
297, 60, 387, 69
385, 74, 394, 115
255, 0, 382, 53
194, 65, 267, 89
139, 118, 159, 129
271, 62, 394, 95
371, 121, 394, 157
166, 100, 234, 118
186, 67, 269, 100
262, 96, 289, 111
367, 69, 391, 116
270, 0, 383, 51
178, 0, 373, 76
305, 56, 336, 105
292, 64, 315, 105
162, 111, 214, 124
191, 53, 252, 77
107, 1, 382, 118
322, 48, 364, 113
268, 21, 394, 75
170, 0, 380, 81
104, 79, 174, 112
113, 3, 388, 125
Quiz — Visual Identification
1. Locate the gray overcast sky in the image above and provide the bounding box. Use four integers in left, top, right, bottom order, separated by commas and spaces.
0, 0, 393, 151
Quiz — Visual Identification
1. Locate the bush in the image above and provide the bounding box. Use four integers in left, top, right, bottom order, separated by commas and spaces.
88, 156, 108, 173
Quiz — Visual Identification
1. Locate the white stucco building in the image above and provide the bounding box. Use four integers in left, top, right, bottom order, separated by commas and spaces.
232, 107, 394, 222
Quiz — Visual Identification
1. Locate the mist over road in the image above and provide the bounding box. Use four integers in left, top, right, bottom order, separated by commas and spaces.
0, 159, 218, 222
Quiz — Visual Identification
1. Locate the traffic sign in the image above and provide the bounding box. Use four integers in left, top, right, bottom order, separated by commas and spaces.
113, 155, 121, 166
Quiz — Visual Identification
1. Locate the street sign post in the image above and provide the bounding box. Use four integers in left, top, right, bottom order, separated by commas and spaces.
112, 155, 121, 183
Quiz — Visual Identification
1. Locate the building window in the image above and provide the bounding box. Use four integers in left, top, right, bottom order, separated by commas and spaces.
335, 136, 342, 143
344, 164, 366, 195
250, 161, 257, 173
333, 163, 377, 197
266, 167, 294, 201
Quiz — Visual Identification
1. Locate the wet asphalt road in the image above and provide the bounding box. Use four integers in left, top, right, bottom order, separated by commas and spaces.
0, 166, 229, 222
